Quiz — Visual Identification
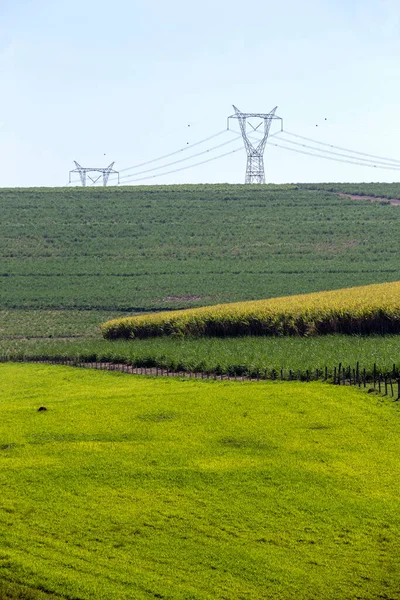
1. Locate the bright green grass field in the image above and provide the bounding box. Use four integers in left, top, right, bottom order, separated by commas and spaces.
0, 365, 400, 600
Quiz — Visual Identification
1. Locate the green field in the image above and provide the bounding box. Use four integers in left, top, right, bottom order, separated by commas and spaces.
1, 184, 400, 312
1, 183, 400, 374
1, 363, 399, 599
2, 335, 400, 379
1, 184, 400, 597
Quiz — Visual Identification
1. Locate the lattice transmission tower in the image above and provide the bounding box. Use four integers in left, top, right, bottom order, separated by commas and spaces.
69, 161, 120, 186
228, 105, 282, 184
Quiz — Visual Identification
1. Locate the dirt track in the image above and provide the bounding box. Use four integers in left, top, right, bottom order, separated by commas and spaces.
339, 193, 400, 206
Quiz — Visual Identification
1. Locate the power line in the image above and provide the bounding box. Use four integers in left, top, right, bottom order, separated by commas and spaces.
269, 141, 400, 171
282, 130, 400, 165
67, 116, 400, 186
116, 134, 241, 182
120, 129, 281, 183
68, 130, 231, 185
119, 145, 245, 185
273, 135, 400, 168
118, 130, 228, 173
108, 130, 280, 185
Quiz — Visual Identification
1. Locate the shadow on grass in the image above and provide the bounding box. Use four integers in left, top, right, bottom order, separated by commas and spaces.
0, 579, 62, 599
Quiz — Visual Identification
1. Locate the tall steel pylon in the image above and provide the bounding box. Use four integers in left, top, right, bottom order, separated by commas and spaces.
69, 161, 120, 186
228, 105, 282, 183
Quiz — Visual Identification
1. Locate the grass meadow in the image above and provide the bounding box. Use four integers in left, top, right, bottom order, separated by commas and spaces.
0, 363, 400, 599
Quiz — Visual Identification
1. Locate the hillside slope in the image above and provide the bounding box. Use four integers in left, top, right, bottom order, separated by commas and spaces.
1, 184, 400, 310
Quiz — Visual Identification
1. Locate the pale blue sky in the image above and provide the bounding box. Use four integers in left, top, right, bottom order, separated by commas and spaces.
1, 0, 400, 186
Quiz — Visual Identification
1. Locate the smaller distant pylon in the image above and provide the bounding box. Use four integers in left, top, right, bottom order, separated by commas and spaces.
69, 161, 120, 186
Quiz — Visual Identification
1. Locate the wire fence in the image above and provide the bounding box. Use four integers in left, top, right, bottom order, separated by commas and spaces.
332, 362, 400, 400
3, 357, 399, 401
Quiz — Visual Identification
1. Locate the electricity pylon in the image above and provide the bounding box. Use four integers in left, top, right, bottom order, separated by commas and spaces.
228, 105, 282, 184
69, 161, 120, 186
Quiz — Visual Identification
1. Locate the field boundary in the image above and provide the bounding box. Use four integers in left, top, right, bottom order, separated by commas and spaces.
3, 357, 400, 401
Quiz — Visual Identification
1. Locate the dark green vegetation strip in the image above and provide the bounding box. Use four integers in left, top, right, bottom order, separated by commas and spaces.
0, 579, 60, 600
3, 335, 400, 379
1, 184, 400, 311
1, 363, 399, 599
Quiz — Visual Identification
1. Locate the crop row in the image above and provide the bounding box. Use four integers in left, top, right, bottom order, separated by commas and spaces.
101, 281, 400, 339
3, 333, 400, 377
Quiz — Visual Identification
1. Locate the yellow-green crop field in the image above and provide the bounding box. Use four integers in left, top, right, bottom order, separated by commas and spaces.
102, 281, 400, 339
1, 363, 400, 599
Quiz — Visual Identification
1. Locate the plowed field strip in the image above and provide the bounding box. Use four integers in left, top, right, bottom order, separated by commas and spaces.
339, 193, 400, 205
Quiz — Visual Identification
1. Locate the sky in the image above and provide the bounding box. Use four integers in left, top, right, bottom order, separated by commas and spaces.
1, 0, 400, 187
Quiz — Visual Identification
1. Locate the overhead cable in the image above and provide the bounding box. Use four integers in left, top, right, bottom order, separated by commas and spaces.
105, 130, 279, 185
118, 130, 229, 173
273, 135, 400, 168
282, 130, 400, 165
115, 135, 242, 181
269, 141, 400, 171
120, 146, 245, 184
